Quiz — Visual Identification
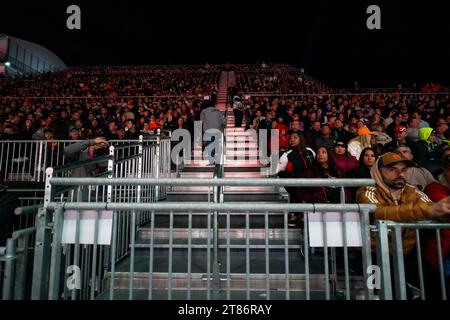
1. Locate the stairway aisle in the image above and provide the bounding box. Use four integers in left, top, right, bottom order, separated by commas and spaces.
102, 71, 331, 300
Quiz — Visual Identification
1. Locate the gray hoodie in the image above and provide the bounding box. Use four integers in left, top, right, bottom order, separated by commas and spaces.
200, 106, 224, 133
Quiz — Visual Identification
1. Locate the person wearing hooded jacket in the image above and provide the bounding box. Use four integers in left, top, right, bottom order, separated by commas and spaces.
416, 127, 445, 176
357, 152, 450, 299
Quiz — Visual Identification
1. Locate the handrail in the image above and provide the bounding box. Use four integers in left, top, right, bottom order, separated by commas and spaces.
12, 227, 37, 240
49, 177, 376, 187
382, 220, 450, 229
243, 91, 449, 97
46, 201, 377, 213
15, 204, 42, 216
51, 155, 113, 173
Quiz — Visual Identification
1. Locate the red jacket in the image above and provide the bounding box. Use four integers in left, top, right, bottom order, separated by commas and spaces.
334, 154, 359, 177
423, 182, 450, 268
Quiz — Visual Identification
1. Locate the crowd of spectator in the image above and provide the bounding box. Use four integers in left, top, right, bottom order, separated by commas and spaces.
0, 65, 220, 141
226, 64, 450, 205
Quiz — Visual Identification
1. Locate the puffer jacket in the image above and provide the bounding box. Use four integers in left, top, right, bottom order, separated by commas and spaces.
334, 154, 359, 177
356, 157, 435, 254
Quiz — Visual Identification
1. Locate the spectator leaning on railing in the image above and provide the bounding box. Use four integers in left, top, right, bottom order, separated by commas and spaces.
63, 136, 110, 177
357, 152, 450, 299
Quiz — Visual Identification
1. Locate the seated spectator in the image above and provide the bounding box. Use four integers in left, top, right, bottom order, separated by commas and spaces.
314, 123, 334, 152
385, 125, 420, 158
407, 117, 420, 143
276, 131, 315, 203
416, 127, 443, 168
396, 144, 436, 191
68, 126, 80, 140
297, 146, 350, 203
347, 126, 374, 160
306, 120, 321, 148
357, 152, 450, 299
349, 147, 377, 179
435, 119, 450, 146
371, 123, 392, 146
333, 140, 359, 177
423, 154, 450, 299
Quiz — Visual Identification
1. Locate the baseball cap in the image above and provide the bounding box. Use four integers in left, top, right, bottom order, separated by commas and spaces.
378, 152, 415, 169
358, 127, 375, 136
69, 126, 78, 132
334, 140, 347, 148
394, 125, 407, 133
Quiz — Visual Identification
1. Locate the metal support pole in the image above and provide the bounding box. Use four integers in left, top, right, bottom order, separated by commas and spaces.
2, 239, 16, 300
375, 220, 393, 299
31, 207, 53, 300
48, 205, 64, 300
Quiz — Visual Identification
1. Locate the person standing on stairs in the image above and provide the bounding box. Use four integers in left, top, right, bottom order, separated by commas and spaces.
200, 101, 225, 165
233, 95, 245, 127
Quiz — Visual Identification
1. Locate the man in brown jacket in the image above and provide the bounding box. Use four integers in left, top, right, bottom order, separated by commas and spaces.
357, 152, 450, 254
357, 152, 450, 299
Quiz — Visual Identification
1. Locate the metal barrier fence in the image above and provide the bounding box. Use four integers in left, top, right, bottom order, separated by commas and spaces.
1, 135, 171, 231
0, 134, 171, 185
1, 135, 172, 300
28, 177, 379, 300
4, 177, 449, 300
376, 220, 450, 300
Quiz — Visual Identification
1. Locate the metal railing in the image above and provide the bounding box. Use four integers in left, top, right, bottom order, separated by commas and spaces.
0, 134, 171, 185
5, 175, 449, 300
376, 220, 450, 300
1, 135, 172, 300
26, 177, 379, 300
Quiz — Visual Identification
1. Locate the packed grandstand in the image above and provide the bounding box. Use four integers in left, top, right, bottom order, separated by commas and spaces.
0, 63, 449, 301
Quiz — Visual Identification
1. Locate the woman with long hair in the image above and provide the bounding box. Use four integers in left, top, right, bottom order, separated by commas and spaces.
348, 147, 378, 199
297, 146, 351, 203
348, 147, 377, 179
347, 126, 375, 160
276, 131, 315, 202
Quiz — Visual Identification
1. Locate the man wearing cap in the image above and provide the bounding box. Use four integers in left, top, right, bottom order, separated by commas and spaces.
68, 126, 80, 140
357, 152, 450, 251
385, 124, 420, 157
314, 123, 334, 152
357, 152, 450, 220
357, 152, 450, 298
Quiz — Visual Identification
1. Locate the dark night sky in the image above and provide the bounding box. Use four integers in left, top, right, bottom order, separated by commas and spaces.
0, 0, 449, 88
